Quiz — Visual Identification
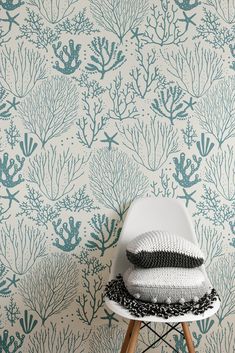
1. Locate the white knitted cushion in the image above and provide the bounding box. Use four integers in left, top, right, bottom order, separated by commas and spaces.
123, 265, 211, 304
126, 230, 204, 268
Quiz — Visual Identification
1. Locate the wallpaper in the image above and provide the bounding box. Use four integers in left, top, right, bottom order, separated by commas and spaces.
0, 0, 234, 352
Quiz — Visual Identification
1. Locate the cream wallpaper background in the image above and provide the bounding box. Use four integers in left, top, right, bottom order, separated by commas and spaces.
0, 0, 234, 352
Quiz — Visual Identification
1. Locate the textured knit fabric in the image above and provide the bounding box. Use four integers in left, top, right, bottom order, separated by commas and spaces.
126, 230, 204, 268
105, 275, 219, 319
123, 265, 211, 304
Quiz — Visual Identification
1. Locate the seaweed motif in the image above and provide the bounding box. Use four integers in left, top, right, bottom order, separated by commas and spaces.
0, 220, 46, 274
19, 133, 38, 157
18, 76, 78, 147
0, 43, 46, 98
196, 133, 214, 157
19, 310, 38, 334
52, 39, 81, 75
19, 254, 78, 325
173, 153, 202, 188
162, 42, 223, 98
85, 214, 122, 256
195, 77, 235, 146
196, 318, 214, 334
89, 148, 148, 220
117, 117, 179, 171
27, 0, 79, 24
90, 0, 148, 43
52, 216, 81, 252
85, 37, 126, 79
28, 146, 88, 201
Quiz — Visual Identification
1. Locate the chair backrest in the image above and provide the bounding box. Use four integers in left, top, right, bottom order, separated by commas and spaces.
110, 197, 199, 279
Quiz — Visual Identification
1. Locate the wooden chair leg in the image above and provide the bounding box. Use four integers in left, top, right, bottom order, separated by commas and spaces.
181, 322, 196, 353
127, 320, 141, 353
120, 320, 135, 353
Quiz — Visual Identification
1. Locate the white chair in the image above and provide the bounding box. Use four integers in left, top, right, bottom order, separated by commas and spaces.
105, 197, 220, 353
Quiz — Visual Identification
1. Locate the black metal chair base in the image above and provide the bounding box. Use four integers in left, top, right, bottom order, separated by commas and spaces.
140, 322, 184, 353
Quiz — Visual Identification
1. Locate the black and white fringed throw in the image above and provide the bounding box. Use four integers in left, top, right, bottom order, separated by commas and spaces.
105, 275, 219, 319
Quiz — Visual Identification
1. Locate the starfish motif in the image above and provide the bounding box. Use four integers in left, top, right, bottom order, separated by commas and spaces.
0, 188, 20, 208
6, 97, 20, 111
101, 309, 119, 327
1, 12, 20, 32
101, 132, 119, 150
177, 188, 196, 207
131, 27, 144, 43
179, 12, 196, 31
6, 274, 20, 288
184, 97, 196, 110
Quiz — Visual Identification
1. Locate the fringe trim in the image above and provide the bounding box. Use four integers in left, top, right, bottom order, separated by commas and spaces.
105, 275, 219, 319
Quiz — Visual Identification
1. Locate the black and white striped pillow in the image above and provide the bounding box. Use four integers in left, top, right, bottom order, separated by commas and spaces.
126, 230, 204, 268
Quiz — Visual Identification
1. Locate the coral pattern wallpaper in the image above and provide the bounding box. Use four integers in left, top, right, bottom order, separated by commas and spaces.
0, 0, 235, 352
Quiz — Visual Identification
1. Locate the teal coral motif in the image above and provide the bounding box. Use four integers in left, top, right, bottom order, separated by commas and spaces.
174, 0, 201, 10
0, 0, 24, 10
173, 153, 202, 188
19, 310, 38, 334
53, 39, 81, 75
142, 1, 195, 46
151, 86, 195, 124
19, 133, 38, 157
0, 153, 24, 188
86, 37, 126, 79
52, 216, 82, 252
196, 133, 214, 157
85, 213, 122, 256
0, 330, 24, 353
0, 0, 234, 350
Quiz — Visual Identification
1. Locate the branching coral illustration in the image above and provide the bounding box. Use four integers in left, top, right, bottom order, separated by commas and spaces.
0, 0, 234, 352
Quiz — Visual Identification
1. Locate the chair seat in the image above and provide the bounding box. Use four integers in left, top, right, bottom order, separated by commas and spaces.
105, 297, 221, 323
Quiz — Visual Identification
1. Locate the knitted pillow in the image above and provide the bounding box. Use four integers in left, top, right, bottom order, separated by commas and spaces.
123, 265, 211, 304
126, 230, 204, 268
